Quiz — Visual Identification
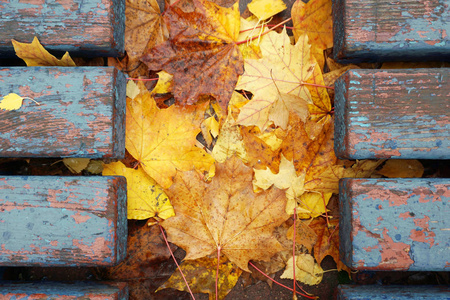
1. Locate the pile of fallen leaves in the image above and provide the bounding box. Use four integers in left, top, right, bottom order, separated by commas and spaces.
5, 0, 426, 299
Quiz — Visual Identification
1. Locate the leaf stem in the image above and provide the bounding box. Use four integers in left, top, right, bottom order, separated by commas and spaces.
235, 17, 292, 45
216, 246, 220, 300
248, 262, 316, 299
23, 97, 40, 105
158, 224, 196, 300
293, 208, 297, 298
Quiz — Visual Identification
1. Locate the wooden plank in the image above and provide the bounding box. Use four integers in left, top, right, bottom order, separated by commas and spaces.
332, 0, 450, 63
334, 68, 450, 160
0, 0, 125, 57
0, 176, 127, 267
0, 67, 126, 159
338, 285, 450, 299
339, 178, 450, 271
0, 281, 128, 299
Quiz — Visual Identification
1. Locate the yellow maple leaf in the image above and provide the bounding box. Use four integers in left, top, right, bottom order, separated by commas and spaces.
12, 37, 76, 66
294, 192, 332, 218
248, 0, 287, 20
281, 254, 324, 285
126, 88, 215, 189
157, 256, 242, 300
235, 29, 315, 131
292, 0, 333, 69
103, 161, 175, 220
253, 154, 306, 200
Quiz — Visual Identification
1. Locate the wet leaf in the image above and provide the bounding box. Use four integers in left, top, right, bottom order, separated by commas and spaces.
141, 0, 243, 112
103, 161, 175, 220
12, 36, 76, 66
63, 158, 90, 174
125, 87, 214, 188
158, 256, 242, 300
377, 160, 424, 178
281, 254, 324, 285
161, 156, 290, 272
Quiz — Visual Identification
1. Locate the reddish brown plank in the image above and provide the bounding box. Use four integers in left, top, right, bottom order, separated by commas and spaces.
0, 67, 126, 159
0, 176, 127, 267
333, 0, 450, 62
335, 68, 450, 159
0, 0, 124, 57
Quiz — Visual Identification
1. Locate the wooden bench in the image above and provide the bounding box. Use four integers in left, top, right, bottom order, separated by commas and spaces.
337, 285, 450, 299
0, 67, 126, 159
339, 178, 449, 271
0, 176, 127, 267
332, 0, 450, 63
334, 68, 450, 160
0, 281, 128, 299
0, 0, 125, 57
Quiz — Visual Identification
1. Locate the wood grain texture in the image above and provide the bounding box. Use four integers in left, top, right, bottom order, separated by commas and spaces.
332, 0, 450, 63
0, 281, 128, 299
0, 176, 127, 267
338, 285, 450, 299
339, 178, 450, 271
334, 68, 450, 159
0, 67, 126, 159
0, 0, 124, 57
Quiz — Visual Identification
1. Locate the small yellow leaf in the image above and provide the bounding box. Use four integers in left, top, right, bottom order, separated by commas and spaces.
12, 37, 76, 67
0, 93, 24, 111
281, 254, 324, 285
102, 161, 175, 220
151, 70, 173, 94
63, 158, 90, 174
296, 192, 332, 219
85, 160, 103, 174
126, 80, 140, 100
248, 0, 287, 20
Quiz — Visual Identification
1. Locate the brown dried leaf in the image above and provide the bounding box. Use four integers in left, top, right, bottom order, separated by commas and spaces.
377, 160, 424, 178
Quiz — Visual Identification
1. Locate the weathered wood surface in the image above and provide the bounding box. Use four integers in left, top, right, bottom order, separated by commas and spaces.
0, 0, 125, 57
338, 285, 450, 299
332, 0, 450, 63
339, 178, 450, 271
334, 68, 450, 159
0, 281, 128, 299
0, 176, 127, 267
0, 67, 126, 159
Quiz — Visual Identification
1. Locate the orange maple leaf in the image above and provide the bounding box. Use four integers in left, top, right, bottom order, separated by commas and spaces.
161, 156, 290, 272
141, 0, 243, 112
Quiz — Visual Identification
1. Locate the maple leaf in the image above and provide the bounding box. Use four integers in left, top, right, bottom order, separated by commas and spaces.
309, 217, 350, 273
235, 29, 315, 130
281, 254, 324, 285
103, 161, 175, 220
376, 160, 424, 178
248, 0, 287, 20
141, 0, 243, 112
125, 88, 214, 189
12, 37, 76, 66
125, 0, 168, 63
158, 255, 242, 300
286, 220, 318, 253
293, 192, 332, 218
303, 160, 383, 194
291, 0, 333, 69
161, 156, 290, 272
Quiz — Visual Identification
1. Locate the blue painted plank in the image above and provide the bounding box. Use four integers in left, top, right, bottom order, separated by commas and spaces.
0, 0, 124, 57
0, 281, 128, 299
332, 0, 450, 63
0, 176, 127, 267
339, 178, 450, 271
334, 68, 450, 159
0, 67, 126, 159
338, 285, 450, 299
